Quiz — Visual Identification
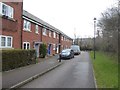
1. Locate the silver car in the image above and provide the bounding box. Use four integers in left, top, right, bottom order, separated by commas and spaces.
60, 49, 74, 59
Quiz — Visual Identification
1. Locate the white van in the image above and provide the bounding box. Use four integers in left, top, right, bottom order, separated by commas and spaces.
70, 45, 81, 55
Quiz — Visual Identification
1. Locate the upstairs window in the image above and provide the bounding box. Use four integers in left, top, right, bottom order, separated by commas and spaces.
53, 32, 56, 38
2, 3, 7, 15
8, 6, 13, 18
23, 20, 31, 31
49, 30, 51, 37
0, 3, 1, 14
0, 2, 14, 18
43, 28, 47, 36
35, 25, 39, 34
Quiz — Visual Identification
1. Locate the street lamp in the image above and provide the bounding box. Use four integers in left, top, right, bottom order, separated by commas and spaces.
94, 18, 96, 59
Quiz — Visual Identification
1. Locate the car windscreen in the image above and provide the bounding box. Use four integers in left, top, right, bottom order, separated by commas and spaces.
71, 46, 79, 50
62, 49, 70, 53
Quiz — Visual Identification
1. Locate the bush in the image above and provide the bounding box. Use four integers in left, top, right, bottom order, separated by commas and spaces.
39, 44, 47, 58
2, 49, 36, 71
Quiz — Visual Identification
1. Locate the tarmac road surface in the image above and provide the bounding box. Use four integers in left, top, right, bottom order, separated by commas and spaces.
21, 52, 96, 88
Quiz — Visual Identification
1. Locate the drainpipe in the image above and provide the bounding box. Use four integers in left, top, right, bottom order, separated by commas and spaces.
41, 26, 43, 42
59, 33, 61, 53
20, 2, 23, 49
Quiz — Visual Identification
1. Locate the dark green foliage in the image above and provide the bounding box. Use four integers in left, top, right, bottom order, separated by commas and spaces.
80, 46, 93, 51
2, 49, 36, 71
39, 44, 47, 58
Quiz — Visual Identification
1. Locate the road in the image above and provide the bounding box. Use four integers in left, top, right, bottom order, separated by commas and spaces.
21, 52, 95, 88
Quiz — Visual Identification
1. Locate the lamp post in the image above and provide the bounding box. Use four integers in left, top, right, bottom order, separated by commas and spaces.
94, 18, 96, 59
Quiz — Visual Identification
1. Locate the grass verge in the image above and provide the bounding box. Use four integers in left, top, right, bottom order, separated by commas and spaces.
90, 51, 118, 88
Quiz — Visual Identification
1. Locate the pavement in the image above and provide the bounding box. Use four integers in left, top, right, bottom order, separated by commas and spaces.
2, 55, 63, 89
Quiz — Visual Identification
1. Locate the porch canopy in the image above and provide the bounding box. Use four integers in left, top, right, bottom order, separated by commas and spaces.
34, 41, 43, 44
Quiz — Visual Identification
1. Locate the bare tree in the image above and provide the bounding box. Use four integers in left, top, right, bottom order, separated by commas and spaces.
97, 5, 119, 53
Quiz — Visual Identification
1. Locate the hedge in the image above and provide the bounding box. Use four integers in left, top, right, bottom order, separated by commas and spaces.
39, 43, 47, 58
2, 49, 36, 71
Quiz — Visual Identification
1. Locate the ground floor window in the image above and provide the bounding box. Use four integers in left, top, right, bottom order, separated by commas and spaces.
0, 35, 13, 48
23, 42, 30, 49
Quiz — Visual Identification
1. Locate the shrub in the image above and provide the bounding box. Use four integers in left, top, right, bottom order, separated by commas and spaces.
39, 44, 47, 58
2, 49, 36, 71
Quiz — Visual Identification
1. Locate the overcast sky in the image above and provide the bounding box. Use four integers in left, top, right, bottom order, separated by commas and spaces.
23, 0, 116, 39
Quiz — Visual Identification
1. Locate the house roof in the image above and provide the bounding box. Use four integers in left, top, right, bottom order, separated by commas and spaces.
23, 10, 73, 40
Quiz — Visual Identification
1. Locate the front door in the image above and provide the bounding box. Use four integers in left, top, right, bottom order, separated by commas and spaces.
35, 44, 39, 57
48, 44, 51, 55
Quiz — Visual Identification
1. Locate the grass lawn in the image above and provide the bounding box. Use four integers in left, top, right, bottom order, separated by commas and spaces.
90, 51, 118, 88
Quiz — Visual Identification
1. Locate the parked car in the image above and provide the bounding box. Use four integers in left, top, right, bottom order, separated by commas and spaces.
60, 49, 74, 59
70, 45, 81, 55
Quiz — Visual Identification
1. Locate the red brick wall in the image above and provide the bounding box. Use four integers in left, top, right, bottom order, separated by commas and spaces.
22, 20, 42, 49
60, 36, 73, 51
1, 2, 73, 53
2, 2, 23, 49
42, 29, 59, 55
22, 19, 73, 55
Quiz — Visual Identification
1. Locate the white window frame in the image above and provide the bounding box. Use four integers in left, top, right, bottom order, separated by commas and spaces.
23, 19, 31, 31
35, 25, 39, 34
0, 2, 2, 15
43, 28, 47, 36
7, 37, 12, 47
0, 2, 14, 18
49, 30, 51, 37
1, 36, 6, 47
8, 6, 13, 18
0, 35, 13, 48
23, 42, 30, 50
53, 32, 56, 38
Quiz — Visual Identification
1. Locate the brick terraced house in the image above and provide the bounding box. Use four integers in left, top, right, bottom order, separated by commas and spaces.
0, 2, 23, 49
0, 2, 73, 57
